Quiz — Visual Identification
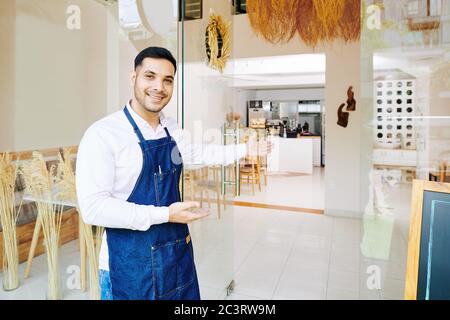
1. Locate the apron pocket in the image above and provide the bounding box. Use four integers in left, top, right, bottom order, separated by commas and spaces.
154, 168, 177, 206
151, 236, 195, 299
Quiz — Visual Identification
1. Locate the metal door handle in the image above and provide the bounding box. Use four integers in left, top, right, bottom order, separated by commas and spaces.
221, 122, 240, 197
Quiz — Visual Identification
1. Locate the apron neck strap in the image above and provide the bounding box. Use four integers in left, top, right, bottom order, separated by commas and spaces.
124, 107, 172, 142
123, 107, 145, 143
163, 127, 172, 139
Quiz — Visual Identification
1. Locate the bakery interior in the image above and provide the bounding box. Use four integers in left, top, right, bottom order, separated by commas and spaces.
0, 0, 449, 300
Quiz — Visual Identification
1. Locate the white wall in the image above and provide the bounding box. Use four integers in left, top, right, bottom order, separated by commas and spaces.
0, 0, 183, 152
106, 4, 120, 115
1, 0, 110, 152
325, 43, 361, 217
178, 0, 233, 144
183, 63, 232, 140
0, 0, 15, 151
232, 89, 256, 126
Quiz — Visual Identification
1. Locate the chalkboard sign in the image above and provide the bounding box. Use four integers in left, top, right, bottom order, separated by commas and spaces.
405, 180, 450, 300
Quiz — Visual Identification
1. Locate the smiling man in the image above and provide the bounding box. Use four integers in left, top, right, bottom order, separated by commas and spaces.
76, 47, 271, 300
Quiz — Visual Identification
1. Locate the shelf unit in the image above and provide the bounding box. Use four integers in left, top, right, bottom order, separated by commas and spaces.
373, 78, 418, 183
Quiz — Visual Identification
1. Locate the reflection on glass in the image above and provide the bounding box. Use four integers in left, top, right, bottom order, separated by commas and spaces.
361, 0, 450, 300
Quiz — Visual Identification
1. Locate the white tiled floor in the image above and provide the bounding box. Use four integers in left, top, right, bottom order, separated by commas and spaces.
0, 241, 89, 300
235, 167, 325, 210
223, 195, 410, 301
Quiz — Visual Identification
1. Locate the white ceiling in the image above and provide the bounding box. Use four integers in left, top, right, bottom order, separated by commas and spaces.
221, 54, 326, 90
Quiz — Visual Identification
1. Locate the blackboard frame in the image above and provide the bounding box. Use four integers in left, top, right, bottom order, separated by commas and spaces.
404, 179, 450, 300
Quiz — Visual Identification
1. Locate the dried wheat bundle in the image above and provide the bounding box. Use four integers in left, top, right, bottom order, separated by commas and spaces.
54, 149, 76, 204
0, 153, 20, 291
54, 148, 103, 300
21, 151, 63, 300
338, 0, 361, 42
89, 225, 104, 298
247, 0, 299, 44
297, 0, 328, 47
313, 0, 345, 35
94, 227, 104, 260
206, 14, 231, 73
80, 220, 103, 300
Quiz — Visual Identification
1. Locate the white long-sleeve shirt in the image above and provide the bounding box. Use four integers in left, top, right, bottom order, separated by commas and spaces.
76, 102, 247, 271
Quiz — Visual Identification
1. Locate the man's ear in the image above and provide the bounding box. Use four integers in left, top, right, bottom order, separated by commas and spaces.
130, 70, 137, 87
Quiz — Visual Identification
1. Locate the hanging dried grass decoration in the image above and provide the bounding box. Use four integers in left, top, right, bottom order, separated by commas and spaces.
296, 0, 328, 47
312, 0, 345, 36
54, 148, 103, 300
338, 0, 361, 42
0, 153, 21, 291
206, 14, 231, 73
248, 0, 359, 47
246, 0, 299, 44
21, 152, 63, 300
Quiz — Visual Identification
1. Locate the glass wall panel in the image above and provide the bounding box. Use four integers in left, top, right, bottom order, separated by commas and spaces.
0, 0, 183, 300
360, 0, 450, 300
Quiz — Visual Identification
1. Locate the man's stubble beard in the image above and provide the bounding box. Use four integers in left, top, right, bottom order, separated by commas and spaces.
134, 87, 167, 114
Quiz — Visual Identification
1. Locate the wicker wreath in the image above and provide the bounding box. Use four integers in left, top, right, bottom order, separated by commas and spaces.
205, 14, 231, 73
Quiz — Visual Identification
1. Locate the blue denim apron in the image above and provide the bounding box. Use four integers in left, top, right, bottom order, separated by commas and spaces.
104, 107, 200, 300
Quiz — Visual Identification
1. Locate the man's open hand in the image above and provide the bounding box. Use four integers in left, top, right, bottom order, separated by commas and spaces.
168, 201, 210, 224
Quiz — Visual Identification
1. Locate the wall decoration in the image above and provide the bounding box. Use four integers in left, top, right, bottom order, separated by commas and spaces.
296, 0, 328, 46
337, 103, 350, 128
246, 0, 299, 44
338, 0, 361, 42
205, 14, 231, 73
247, 0, 360, 47
346, 86, 356, 111
337, 85, 357, 128
312, 0, 345, 35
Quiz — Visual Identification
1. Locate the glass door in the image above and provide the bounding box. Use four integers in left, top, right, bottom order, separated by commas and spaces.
0, 0, 126, 300
0, 0, 237, 300
179, 0, 236, 300
0, 0, 184, 300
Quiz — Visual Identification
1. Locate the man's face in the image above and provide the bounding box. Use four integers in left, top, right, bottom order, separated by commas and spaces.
132, 57, 175, 113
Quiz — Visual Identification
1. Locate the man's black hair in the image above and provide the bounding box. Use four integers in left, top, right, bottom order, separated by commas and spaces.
134, 46, 177, 73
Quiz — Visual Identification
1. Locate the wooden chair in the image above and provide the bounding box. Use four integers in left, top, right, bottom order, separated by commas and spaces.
259, 155, 268, 186
439, 160, 448, 182
182, 169, 195, 201
238, 134, 260, 195
239, 155, 261, 195
190, 165, 225, 219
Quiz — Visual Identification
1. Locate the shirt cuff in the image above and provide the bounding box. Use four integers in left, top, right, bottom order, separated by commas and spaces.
151, 206, 170, 225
